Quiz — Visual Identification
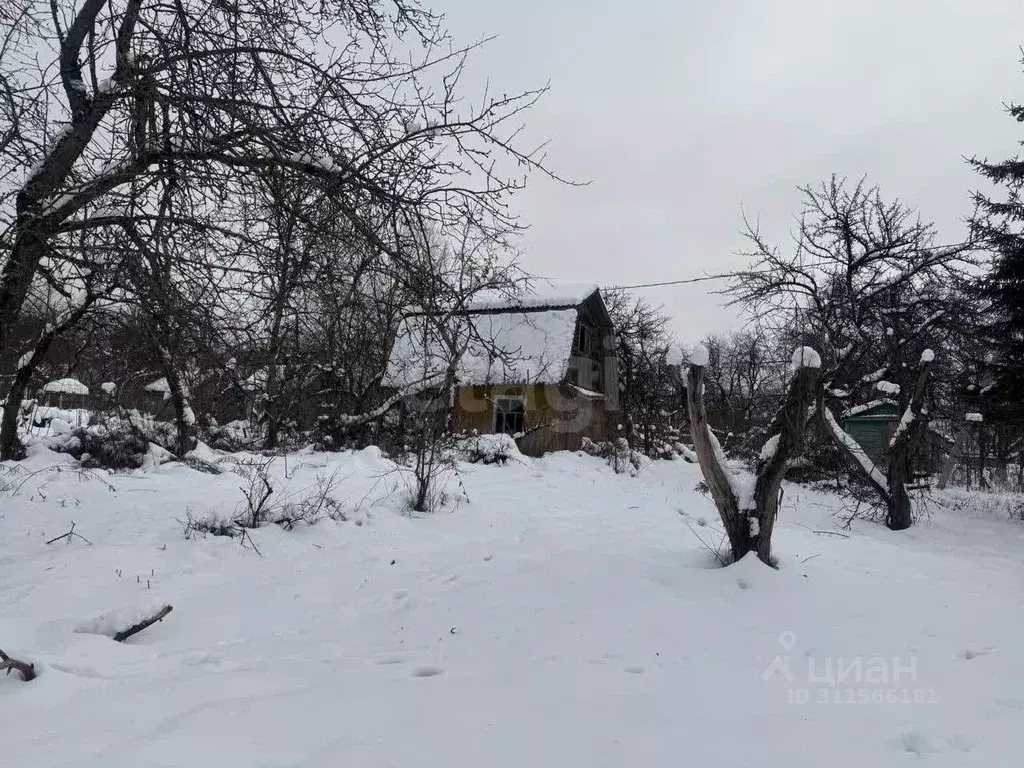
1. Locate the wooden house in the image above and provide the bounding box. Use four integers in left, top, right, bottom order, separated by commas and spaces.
383, 283, 620, 456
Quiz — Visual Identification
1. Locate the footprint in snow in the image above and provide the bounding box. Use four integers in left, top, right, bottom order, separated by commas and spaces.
895, 728, 941, 756
958, 647, 994, 660
624, 666, 645, 675
411, 666, 443, 678
946, 733, 976, 752
49, 662, 108, 680
994, 696, 1024, 711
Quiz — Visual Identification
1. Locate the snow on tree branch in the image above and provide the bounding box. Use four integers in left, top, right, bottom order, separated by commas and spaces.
823, 406, 889, 493
790, 346, 821, 371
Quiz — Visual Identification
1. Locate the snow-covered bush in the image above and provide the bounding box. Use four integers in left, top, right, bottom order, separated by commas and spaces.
457, 433, 522, 465
203, 419, 259, 452
182, 461, 349, 540
52, 424, 148, 469
580, 437, 645, 476
180, 508, 238, 539
49, 414, 177, 470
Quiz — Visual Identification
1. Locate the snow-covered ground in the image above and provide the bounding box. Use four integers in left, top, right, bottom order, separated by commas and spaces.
2, 444, 1023, 767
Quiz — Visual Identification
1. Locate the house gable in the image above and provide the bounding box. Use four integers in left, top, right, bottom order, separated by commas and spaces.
383, 282, 620, 453
383, 283, 613, 392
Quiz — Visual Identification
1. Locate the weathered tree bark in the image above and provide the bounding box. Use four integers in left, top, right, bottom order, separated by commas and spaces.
0, 363, 34, 461
751, 366, 818, 563
685, 362, 745, 557
686, 353, 817, 565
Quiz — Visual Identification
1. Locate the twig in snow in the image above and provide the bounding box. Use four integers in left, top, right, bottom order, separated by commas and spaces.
113, 605, 173, 642
238, 527, 262, 557
45, 521, 93, 546
801, 553, 822, 564
795, 523, 850, 539
683, 518, 729, 566
0, 649, 36, 681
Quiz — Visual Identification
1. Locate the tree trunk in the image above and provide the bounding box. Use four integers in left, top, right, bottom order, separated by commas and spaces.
262, 306, 287, 450
885, 450, 914, 530
884, 357, 934, 530
155, 345, 196, 456
0, 362, 36, 460
0, 233, 50, 458
0, 292, 98, 459
685, 363, 746, 558
978, 424, 989, 489
751, 365, 818, 563
937, 453, 957, 490
685, 355, 817, 565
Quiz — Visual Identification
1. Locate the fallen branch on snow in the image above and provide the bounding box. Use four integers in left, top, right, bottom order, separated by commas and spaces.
45, 521, 93, 546
113, 604, 173, 643
0, 649, 36, 681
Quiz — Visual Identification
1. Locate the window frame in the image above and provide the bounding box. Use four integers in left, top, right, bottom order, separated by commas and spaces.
574, 323, 592, 356
493, 395, 526, 436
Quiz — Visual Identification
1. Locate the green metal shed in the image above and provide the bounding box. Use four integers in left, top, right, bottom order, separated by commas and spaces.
840, 399, 951, 472
840, 400, 902, 467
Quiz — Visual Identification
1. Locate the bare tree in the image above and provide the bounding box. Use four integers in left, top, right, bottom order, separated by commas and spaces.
390, 219, 523, 512
699, 328, 788, 455
728, 176, 975, 529
0, 0, 569, 458
604, 290, 684, 457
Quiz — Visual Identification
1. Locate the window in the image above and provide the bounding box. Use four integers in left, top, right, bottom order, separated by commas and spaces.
493, 396, 525, 436
574, 324, 591, 355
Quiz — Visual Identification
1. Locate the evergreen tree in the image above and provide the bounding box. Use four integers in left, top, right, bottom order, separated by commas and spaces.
971, 96, 1024, 399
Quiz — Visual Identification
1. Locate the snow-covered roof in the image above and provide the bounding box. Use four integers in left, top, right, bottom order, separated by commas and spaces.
42, 377, 89, 396
569, 384, 605, 399
841, 399, 898, 419
463, 281, 599, 312
384, 309, 579, 388
145, 377, 171, 394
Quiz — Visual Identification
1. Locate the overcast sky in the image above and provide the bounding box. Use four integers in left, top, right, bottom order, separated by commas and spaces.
440, 0, 1024, 341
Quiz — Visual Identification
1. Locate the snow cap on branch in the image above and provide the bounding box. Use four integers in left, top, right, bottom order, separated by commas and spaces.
665, 346, 685, 367
921, 349, 935, 363
790, 346, 821, 371
759, 434, 781, 462
965, 412, 983, 423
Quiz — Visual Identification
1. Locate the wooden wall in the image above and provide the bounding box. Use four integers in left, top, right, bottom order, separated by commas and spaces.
453, 383, 608, 457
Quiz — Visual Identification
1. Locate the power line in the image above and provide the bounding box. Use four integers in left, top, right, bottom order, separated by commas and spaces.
604, 274, 731, 290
